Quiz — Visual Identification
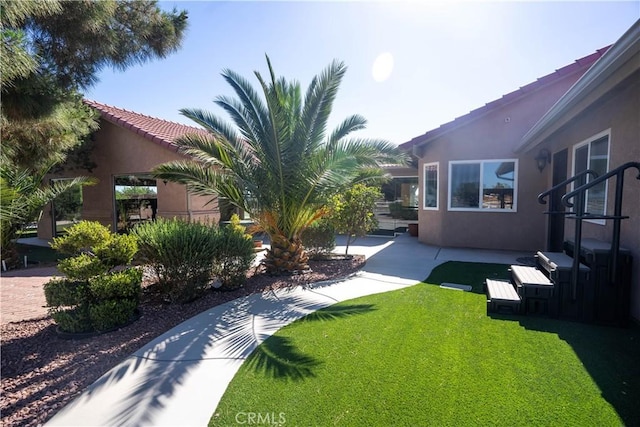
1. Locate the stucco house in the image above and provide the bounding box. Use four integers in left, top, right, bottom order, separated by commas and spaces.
38, 101, 222, 239
405, 20, 639, 322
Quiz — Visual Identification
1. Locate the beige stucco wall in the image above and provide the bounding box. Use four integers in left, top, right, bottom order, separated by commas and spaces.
539, 73, 640, 320
38, 120, 220, 238
416, 68, 587, 252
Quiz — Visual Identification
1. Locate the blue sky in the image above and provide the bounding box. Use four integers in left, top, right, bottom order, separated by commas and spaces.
85, 1, 639, 145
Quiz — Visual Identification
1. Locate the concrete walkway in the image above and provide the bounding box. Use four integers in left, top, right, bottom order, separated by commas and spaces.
47, 235, 530, 427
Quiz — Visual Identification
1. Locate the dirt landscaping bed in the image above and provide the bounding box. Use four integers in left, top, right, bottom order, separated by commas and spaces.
1, 256, 365, 427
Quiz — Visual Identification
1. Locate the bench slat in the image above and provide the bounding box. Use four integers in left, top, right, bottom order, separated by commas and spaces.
511, 265, 552, 287
486, 279, 519, 301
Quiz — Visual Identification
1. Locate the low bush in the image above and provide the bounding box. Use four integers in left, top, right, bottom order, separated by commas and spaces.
388, 202, 418, 220
302, 220, 336, 259
49, 306, 91, 334
44, 278, 87, 307
93, 234, 139, 267
89, 269, 142, 301
228, 213, 252, 240
45, 221, 141, 334
57, 253, 105, 281
133, 218, 256, 299
214, 226, 255, 290
133, 218, 221, 302
50, 220, 111, 254
89, 299, 138, 332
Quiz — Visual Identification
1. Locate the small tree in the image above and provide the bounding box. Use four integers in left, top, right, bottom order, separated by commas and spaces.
329, 184, 381, 255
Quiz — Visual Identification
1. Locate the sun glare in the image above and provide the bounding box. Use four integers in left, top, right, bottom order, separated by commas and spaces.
372, 52, 394, 82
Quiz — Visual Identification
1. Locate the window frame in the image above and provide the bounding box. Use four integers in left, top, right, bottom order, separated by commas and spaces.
423, 162, 439, 210
571, 129, 610, 226
447, 159, 518, 212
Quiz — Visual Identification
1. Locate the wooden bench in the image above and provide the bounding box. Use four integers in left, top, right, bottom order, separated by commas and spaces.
486, 279, 521, 314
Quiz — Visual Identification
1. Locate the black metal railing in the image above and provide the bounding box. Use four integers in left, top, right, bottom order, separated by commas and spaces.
562, 161, 640, 287
537, 169, 599, 207
538, 169, 598, 256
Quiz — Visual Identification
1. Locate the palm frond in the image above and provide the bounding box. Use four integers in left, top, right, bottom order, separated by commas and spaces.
220, 68, 271, 143
156, 56, 407, 253
301, 59, 347, 153
152, 160, 249, 211
327, 114, 367, 147
179, 107, 240, 143
213, 95, 267, 148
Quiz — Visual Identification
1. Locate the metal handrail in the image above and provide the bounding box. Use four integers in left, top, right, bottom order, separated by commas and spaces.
562, 161, 640, 286
537, 169, 598, 205
561, 162, 640, 207
538, 169, 597, 255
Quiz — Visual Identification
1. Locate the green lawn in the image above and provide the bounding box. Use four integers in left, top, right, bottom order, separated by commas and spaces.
211, 262, 640, 427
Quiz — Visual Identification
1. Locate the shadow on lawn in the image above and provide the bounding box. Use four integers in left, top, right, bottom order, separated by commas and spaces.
425, 261, 512, 296
246, 304, 376, 381
493, 313, 640, 426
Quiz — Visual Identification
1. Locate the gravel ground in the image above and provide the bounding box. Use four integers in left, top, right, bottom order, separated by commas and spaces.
1, 256, 365, 427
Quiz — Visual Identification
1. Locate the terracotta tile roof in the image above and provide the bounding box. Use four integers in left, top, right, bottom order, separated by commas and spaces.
399, 46, 611, 151
83, 100, 209, 152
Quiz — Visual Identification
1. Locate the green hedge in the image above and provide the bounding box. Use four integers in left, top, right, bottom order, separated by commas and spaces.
133, 218, 221, 302
57, 253, 105, 281
89, 299, 138, 332
89, 269, 142, 301
45, 221, 141, 334
215, 226, 255, 291
50, 306, 92, 334
44, 278, 87, 307
302, 220, 336, 259
133, 218, 255, 302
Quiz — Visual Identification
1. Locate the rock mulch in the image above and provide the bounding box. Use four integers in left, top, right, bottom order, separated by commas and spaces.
1, 256, 365, 427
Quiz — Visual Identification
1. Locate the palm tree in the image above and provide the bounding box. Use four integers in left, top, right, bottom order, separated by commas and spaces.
153, 56, 406, 275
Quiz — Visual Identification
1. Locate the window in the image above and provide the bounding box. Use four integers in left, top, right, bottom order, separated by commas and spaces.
573, 131, 609, 220
381, 177, 419, 207
114, 175, 158, 233
51, 179, 83, 237
448, 160, 517, 211
423, 162, 438, 210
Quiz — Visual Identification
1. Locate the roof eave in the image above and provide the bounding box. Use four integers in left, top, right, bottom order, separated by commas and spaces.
516, 20, 640, 154
407, 46, 608, 156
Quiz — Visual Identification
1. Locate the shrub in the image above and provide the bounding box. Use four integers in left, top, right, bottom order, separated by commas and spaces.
302, 220, 336, 259
44, 221, 141, 333
214, 226, 255, 290
50, 307, 92, 334
93, 234, 138, 267
228, 213, 252, 240
388, 202, 418, 220
89, 269, 142, 301
57, 253, 105, 281
44, 278, 87, 307
389, 201, 403, 219
51, 221, 111, 255
132, 218, 221, 303
89, 299, 138, 332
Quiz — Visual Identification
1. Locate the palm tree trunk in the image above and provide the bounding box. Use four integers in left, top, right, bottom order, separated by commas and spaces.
263, 233, 310, 275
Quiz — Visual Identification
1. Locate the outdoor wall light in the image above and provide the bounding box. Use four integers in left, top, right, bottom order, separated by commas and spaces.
535, 148, 551, 172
